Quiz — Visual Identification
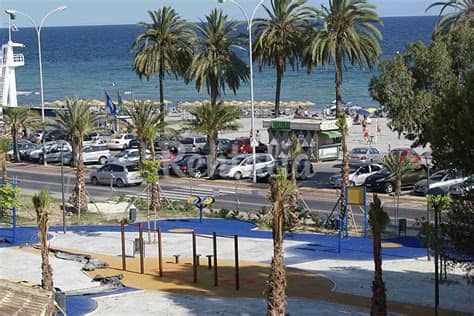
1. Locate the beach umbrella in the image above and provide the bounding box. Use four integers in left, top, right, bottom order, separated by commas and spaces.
366, 107, 378, 113
356, 108, 370, 117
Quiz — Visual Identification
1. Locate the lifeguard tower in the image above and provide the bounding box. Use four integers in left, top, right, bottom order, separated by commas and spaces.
0, 16, 25, 111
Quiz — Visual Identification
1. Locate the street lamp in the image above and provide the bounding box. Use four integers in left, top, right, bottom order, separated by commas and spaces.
6, 6, 67, 166
218, 0, 265, 183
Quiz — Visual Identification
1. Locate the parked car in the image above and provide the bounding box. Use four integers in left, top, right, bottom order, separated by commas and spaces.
202, 138, 231, 156
348, 147, 381, 163
44, 129, 70, 142
329, 163, 383, 188
168, 154, 208, 178
38, 141, 73, 164
413, 169, 467, 195
256, 157, 315, 182
27, 141, 70, 162
365, 165, 427, 193
90, 162, 142, 187
107, 148, 151, 164
448, 175, 473, 198
7, 140, 34, 160
180, 136, 207, 153
217, 154, 274, 180
82, 145, 111, 164
155, 135, 184, 153
106, 133, 135, 150
84, 132, 110, 146
225, 137, 267, 158
388, 148, 421, 163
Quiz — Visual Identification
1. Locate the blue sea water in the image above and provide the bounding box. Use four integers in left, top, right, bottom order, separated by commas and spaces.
2, 16, 437, 108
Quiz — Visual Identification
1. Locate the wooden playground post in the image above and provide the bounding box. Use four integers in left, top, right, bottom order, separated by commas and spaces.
192, 232, 197, 283
120, 219, 126, 271
234, 235, 240, 291
138, 224, 145, 274
213, 232, 218, 287
157, 228, 163, 277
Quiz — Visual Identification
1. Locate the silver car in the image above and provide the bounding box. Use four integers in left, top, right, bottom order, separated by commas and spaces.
180, 136, 207, 153
348, 147, 381, 163
90, 162, 142, 187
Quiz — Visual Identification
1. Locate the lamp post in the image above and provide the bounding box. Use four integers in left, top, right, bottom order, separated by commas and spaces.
6, 6, 67, 166
218, 0, 264, 183
58, 141, 66, 233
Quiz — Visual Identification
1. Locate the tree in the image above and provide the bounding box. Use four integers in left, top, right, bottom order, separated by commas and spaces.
426, 0, 474, 35
253, 0, 312, 117
305, 0, 381, 221
32, 188, 54, 293
382, 151, 413, 222
132, 7, 195, 125
0, 137, 9, 184
4, 107, 38, 162
368, 194, 390, 316
266, 167, 297, 316
336, 116, 350, 220
122, 101, 166, 165
140, 159, 161, 243
185, 8, 249, 108
186, 102, 240, 178
55, 99, 102, 213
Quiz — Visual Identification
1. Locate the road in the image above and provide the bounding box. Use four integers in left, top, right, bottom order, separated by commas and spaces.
8, 163, 428, 228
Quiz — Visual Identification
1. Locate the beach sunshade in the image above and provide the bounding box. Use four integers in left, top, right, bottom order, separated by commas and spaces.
366, 107, 378, 113
356, 109, 370, 117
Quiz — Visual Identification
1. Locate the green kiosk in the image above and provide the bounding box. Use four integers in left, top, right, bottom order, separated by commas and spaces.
263, 117, 343, 161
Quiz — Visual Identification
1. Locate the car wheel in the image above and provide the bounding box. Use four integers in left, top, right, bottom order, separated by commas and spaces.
234, 172, 242, 180
192, 170, 202, 179
99, 156, 107, 165
116, 178, 125, 188
384, 182, 394, 194
91, 177, 99, 185
38, 155, 44, 164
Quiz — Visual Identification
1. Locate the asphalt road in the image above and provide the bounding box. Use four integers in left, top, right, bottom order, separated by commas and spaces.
8, 163, 428, 228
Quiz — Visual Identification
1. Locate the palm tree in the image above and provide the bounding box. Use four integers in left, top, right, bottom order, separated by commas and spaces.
0, 137, 9, 184
186, 102, 240, 178
4, 107, 38, 162
368, 194, 389, 316
185, 8, 249, 108
122, 101, 166, 165
253, 0, 313, 117
382, 151, 413, 222
132, 7, 195, 125
266, 167, 297, 315
426, 0, 474, 35
337, 116, 350, 220
33, 188, 54, 292
56, 99, 102, 214
305, 0, 381, 222
143, 125, 161, 220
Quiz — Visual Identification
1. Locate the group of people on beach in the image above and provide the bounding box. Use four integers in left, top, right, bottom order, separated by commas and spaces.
358, 115, 382, 144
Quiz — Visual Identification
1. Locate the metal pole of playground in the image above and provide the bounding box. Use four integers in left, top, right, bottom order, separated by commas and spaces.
213, 232, 218, 287
139, 223, 145, 274
157, 228, 163, 277
120, 219, 126, 271
60, 143, 66, 233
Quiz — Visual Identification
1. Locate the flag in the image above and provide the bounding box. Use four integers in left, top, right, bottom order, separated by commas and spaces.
105, 90, 117, 116
117, 91, 123, 114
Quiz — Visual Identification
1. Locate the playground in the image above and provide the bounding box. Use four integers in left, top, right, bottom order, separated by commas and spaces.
1, 217, 473, 315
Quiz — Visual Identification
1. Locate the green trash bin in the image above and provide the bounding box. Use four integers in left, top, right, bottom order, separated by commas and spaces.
129, 207, 137, 223
398, 219, 407, 236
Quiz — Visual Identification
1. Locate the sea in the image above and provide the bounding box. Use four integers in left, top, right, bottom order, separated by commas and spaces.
2, 16, 437, 109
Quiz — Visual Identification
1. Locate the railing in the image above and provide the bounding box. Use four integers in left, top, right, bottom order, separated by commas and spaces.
13, 54, 24, 63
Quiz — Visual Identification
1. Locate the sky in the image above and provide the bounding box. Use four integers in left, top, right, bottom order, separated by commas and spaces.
0, 0, 439, 27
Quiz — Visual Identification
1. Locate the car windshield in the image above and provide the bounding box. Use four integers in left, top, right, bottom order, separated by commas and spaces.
429, 171, 446, 181
180, 138, 193, 144
231, 156, 246, 165
350, 148, 368, 154
126, 164, 140, 172
115, 151, 128, 158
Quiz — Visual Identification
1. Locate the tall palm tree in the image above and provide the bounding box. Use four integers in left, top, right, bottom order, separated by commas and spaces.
56, 99, 102, 213
336, 116, 350, 220
0, 137, 9, 184
253, 0, 313, 117
132, 7, 195, 125
185, 8, 249, 108
33, 188, 54, 292
122, 101, 166, 165
426, 0, 474, 35
4, 107, 38, 162
382, 151, 413, 222
368, 194, 389, 316
186, 102, 240, 178
305, 0, 382, 221
266, 167, 297, 315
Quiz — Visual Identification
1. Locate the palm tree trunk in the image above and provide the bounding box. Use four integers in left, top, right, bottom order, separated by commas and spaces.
159, 60, 165, 127
12, 128, 19, 162
208, 134, 217, 179
371, 224, 387, 315
335, 44, 344, 118
267, 198, 286, 316
150, 142, 160, 220
210, 73, 219, 108
73, 140, 87, 217
38, 208, 53, 291
138, 137, 147, 167
71, 139, 80, 168
340, 122, 349, 222
2, 152, 7, 184
274, 66, 282, 118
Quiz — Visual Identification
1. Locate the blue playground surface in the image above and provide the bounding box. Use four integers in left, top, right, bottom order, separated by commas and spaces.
1, 218, 427, 260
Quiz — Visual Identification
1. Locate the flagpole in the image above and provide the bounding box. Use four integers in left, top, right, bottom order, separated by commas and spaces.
8, 14, 11, 42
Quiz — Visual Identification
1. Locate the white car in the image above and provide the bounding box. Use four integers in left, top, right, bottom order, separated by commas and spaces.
107, 148, 151, 164
27, 141, 71, 161
106, 133, 135, 150
217, 154, 274, 180
329, 163, 383, 188
82, 145, 111, 164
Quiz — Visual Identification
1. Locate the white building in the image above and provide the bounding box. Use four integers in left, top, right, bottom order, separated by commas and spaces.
0, 30, 25, 110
